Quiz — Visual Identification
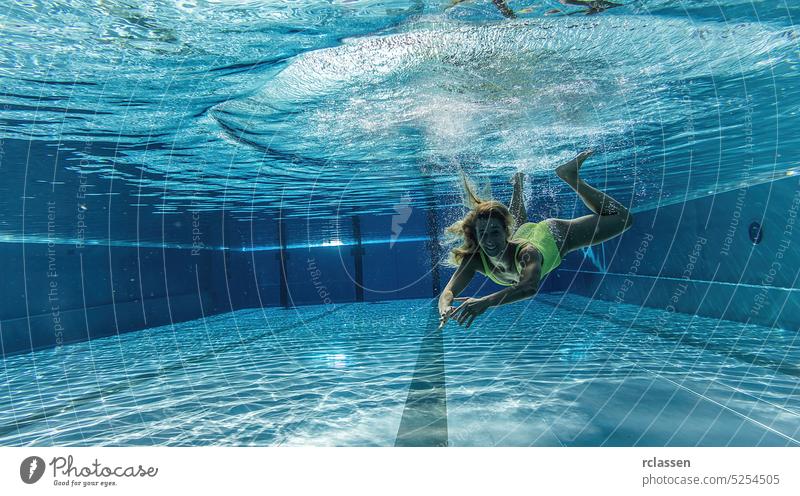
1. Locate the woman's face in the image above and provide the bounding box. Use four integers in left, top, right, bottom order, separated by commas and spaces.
474, 217, 508, 257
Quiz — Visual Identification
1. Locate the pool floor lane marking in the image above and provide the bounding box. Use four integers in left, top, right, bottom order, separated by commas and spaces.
395, 304, 448, 447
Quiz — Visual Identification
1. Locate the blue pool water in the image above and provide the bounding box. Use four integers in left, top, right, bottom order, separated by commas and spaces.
1, 1, 800, 447
1, 293, 798, 446
1, 1, 799, 244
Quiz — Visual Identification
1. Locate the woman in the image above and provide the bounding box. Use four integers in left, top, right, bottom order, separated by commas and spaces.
438, 150, 633, 329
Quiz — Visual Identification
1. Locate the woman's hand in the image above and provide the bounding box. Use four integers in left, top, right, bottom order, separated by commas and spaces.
438, 306, 456, 329
438, 292, 456, 329
450, 296, 491, 329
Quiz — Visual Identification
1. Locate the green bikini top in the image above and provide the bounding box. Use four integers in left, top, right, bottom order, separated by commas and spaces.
477, 221, 563, 286
478, 242, 529, 286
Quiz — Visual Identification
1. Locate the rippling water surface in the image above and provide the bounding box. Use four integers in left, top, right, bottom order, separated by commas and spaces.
1, 1, 799, 243
1, 294, 797, 446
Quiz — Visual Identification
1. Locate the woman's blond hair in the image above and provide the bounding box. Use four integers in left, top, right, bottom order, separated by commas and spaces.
442, 170, 514, 268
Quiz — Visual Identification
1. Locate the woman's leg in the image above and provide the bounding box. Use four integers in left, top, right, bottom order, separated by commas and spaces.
508, 171, 528, 229
549, 150, 633, 256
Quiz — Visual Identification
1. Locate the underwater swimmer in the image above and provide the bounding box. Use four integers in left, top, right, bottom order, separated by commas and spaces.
438, 150, 633, 329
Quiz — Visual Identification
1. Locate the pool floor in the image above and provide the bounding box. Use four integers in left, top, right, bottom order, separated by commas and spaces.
1, 293, 798, 446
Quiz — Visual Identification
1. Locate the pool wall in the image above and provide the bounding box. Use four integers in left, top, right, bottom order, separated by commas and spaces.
0, 137, 231, 357
561, 173, 800, 331
0, 240, 223, 358
4, 133, 797, 358
215, 206, 573, 311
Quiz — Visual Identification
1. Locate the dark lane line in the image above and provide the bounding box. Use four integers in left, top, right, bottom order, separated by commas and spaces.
395, 303, 448, 447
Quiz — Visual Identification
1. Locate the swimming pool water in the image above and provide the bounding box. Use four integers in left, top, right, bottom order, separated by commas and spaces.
1, 0, 799, 450
2, 293, 797, 446
2, 1, 799, 244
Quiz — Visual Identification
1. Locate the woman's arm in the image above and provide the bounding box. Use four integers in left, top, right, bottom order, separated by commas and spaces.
438, 254, 478, 326
450, 246, 541, 328
482, 251, 540, 307
508, 172, 528, 229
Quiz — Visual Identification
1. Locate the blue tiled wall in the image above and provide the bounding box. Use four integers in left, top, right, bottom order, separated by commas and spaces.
561, 174, 800, 331
8, 172, 795, 358
0, 242, 221, 357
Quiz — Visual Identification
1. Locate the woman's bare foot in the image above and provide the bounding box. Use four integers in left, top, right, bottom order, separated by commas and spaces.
555, 149, 594, 184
